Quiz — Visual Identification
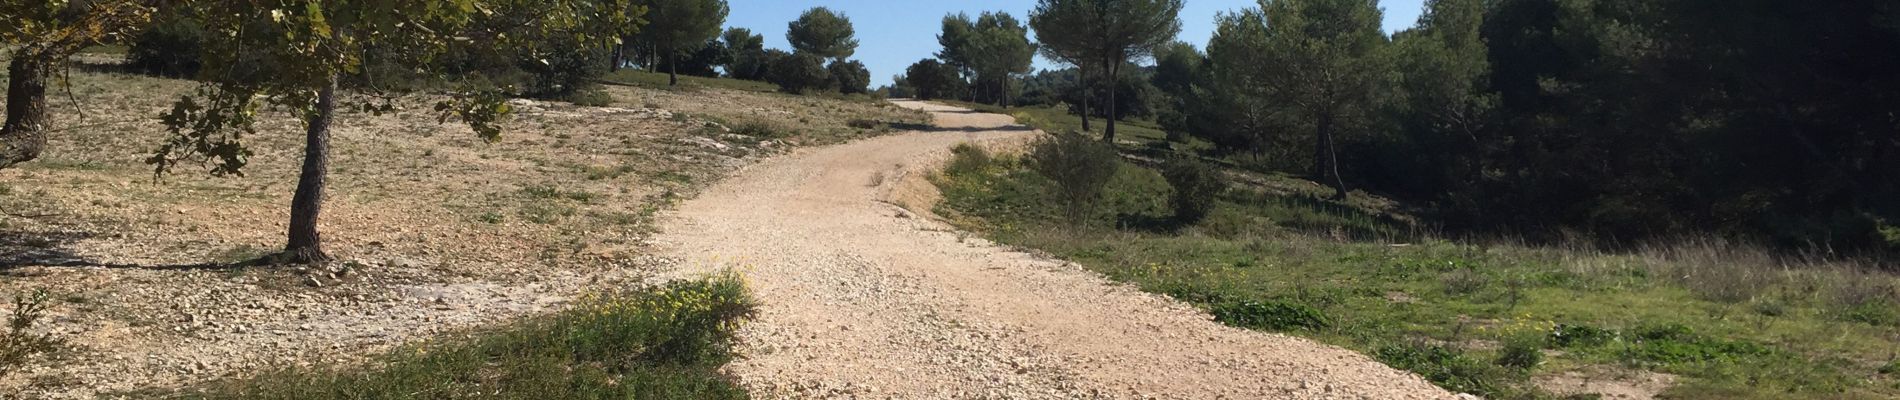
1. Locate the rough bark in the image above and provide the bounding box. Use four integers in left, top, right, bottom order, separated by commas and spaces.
285, 75, 338, 264
0, 56, 51, 170
610, 45, 624, 72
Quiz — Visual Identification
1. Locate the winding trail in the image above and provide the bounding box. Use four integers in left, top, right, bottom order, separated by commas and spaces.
656, 100, 1455, 399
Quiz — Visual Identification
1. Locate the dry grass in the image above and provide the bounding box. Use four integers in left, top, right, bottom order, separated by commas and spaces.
0, 66, 925, 398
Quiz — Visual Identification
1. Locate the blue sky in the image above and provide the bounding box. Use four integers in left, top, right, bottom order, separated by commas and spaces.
723, 0, 1427, 87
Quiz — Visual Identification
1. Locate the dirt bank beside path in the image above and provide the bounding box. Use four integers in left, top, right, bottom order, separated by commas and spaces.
655, 99, 1456, 399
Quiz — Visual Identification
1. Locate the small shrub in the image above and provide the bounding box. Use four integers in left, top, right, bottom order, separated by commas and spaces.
846, 118, 881, 130
1548, 324, 1615, 348
1375, 342, 1508, 397
1440, 268, 1489, 296
1495, 335, 1545, 370
1210, 300, 1329, 331
944, 144, 994, 177
478, 212, 506, 224
731, 119, 788, 138
1879, 359, 1900, 375
1027, 131, 1121, 224
1159, 156, 1227, 224
1, 289, 64, 379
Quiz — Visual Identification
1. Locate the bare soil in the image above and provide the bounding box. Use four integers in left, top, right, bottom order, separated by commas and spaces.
655, 100, 1455, 399
0, 68, 922, 399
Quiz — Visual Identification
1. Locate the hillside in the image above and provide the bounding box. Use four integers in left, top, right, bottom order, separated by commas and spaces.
0, 63, 924, 398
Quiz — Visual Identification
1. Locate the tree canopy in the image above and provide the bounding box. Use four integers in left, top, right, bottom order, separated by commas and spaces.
786, 7, 858, 61
1029, 0, 1182, 141
632, 0, 727, 85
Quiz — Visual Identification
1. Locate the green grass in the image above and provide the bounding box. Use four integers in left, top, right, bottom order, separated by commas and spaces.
933, 100, 1187, 153
601, 69, 780, 93
932, 147, 1900, 399
147, 276, 755, 400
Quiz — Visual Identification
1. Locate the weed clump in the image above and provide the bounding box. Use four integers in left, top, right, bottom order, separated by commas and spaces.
1, 289, 64, 379
1210, 300, 1328, 331
1027, 131, 1120, 224
1159, 156, 1226, 224
944, 144, 994, 177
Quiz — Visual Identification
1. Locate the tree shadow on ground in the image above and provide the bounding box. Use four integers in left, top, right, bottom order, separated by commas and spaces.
0, 230, 248, 272
888, 122, 1036, 134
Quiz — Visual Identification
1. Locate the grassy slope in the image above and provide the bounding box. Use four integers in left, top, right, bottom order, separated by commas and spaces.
149, 276, 756, 399
933, 145, 1900, 400
601, 69, 781, 94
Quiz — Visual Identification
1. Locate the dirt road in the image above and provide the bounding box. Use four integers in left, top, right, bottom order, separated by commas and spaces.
656, 100, 1455, 399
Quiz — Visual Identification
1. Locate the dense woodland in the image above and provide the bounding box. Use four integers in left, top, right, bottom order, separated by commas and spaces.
900, 0, 1900, 257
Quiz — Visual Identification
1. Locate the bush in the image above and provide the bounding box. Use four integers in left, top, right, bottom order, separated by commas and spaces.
1159, 156, 1227, 224
944, 144, 994, 177
828, 59, 871, 95
1495, 335, 1545, 370
1210, 299, 1329, 331
1027, 131, 1121, 224
767, 51, 831, 94
125, 9, 207, 77
1375, 342, 1509, 398
1, 289, 63, 379
1548, 324, 1615, 348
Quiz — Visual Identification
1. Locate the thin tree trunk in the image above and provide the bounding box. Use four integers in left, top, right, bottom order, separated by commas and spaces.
285, 75, 338, 264
668, 49, 679, 86
0, 56, 50, 170
1078, 65, 1092, 132
1104, 61, 1119, 143
1318, 112, 1348, 200
610, 44, 624, 72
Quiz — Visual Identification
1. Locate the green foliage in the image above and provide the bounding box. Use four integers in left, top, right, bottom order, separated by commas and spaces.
1158, 156, 1226, 224
630, 0, 728, 84
903, 58, 962, 100
171, 276, 755, 399
944, 144, 995, 177
766, 51, 830, 94
1375, 342, 1511, 398
827, 59, 871, 95
786, 7, 858, 60
125, 7, 208, 77
722, 28, 769, 81
937, 11, 1036, 106
1210, 300, 1329, 331
1028, 0, 1183, 139
1548, 324, 1614, 348
1495, 335, 1544, 370
1027, 131, 1122, 224
0, 289, 63, 380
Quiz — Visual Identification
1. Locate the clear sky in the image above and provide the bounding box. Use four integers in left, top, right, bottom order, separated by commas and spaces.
723, 0, 1427, 87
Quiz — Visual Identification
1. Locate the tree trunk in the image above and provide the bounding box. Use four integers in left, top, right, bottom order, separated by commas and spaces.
0, 56, 51, 170
285, 75, 338, 264
668, 49, 679, 86
1317, 112, 1348, 200
610, 44, 624, 72
1078, 65, 1092, 133
1104, 61, 1119, 143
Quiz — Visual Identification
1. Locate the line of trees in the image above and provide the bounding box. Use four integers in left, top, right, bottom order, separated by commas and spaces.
896, 0, 1900, 255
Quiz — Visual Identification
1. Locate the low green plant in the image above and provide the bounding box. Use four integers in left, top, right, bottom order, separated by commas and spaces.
1210, 300, 1329, 331
1375, 342, 1511, 398
944, 144, 994, 177
1159, 156, 1227, 224
1496, 335, 1545, 370
169, 276, 755, 399
1, 289, 64, 380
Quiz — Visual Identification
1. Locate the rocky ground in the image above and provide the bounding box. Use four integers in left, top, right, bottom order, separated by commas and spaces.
654, 100, 1457, 399
0, 67, 923, 399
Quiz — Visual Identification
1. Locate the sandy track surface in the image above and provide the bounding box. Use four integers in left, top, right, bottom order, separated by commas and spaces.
656, 100, 1455, 399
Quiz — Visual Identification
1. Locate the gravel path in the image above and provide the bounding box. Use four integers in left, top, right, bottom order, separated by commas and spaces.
656, 100, 1457, 399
